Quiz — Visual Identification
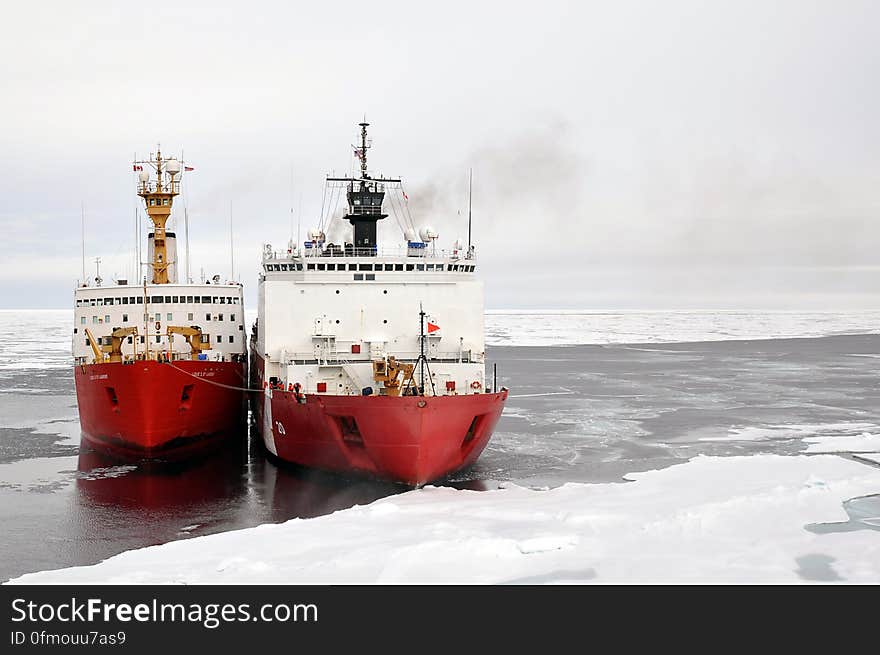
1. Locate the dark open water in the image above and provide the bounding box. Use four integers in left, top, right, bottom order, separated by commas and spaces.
3, 334, 880, 582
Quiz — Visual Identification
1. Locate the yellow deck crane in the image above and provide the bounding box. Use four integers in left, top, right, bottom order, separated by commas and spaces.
104, 327, 139, 363
372, 356, 415, 397
83, 327, 105, 364
166, 325, 212, 360
83, 326, 139, 364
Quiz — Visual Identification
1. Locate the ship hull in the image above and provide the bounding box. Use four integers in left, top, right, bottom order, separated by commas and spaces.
74, 360, 247, 460
255, 384, 508, 486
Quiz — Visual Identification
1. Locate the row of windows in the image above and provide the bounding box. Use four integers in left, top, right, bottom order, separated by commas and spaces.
80, 313, 240, 324
265, 262, 476, 273
84, 334, 235, 346
75, 296, 240, 308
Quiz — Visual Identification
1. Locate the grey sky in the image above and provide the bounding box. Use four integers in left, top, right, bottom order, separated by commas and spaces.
2, 0, 879, 309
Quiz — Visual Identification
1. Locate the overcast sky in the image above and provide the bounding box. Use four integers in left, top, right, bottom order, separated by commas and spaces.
2, 0, 879, 309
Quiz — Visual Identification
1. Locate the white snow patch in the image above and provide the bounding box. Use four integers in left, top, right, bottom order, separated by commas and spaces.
485, 310, 880, 346
805, 433, 880, 454
699, 422, 877, 443
9, 454, 880, 585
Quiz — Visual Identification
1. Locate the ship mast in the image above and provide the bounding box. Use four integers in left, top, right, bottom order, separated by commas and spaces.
134, 148, 182, 284
358, 121, 369, 179
326, 122, 401, 255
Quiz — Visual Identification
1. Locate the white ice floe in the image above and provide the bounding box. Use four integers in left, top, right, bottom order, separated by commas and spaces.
484, 309, 880, 346
804, 433, 880, 454
9, 454, 880, 584
699, 422, 877, 443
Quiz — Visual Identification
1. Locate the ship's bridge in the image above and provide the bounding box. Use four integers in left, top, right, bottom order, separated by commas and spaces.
260, 243, 477, 278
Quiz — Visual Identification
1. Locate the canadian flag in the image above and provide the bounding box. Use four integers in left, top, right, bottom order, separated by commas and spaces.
184, 166, 194, 171
133, 165, 143, 171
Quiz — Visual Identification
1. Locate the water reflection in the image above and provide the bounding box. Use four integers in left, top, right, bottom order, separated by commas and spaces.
76, 443, 248, 510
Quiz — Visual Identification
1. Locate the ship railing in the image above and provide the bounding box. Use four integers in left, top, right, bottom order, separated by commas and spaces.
277, 350, 480, 365
263, 244, 475, 263
76, 351, 244, 365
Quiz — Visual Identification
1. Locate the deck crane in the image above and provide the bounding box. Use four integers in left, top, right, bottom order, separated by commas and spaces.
166, 325, 212, 360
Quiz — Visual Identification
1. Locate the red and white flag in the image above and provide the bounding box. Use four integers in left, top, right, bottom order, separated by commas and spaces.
184, 166, 194, 172
402, 190, 409, 201
427, 320, 440, 334
132, 165, 143, 171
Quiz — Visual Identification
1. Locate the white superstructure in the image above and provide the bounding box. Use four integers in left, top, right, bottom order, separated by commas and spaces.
73, 147, 246, 366
73, 282, 246, 364
255, 246, 485, 395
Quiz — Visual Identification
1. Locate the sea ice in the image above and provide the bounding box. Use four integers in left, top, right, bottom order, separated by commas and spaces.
8, 453, 880, 585
804, 433, 880, 454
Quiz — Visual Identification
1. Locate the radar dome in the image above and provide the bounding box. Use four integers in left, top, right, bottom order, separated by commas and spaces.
137, 171, 150, 183
165, 159, 181, 176
419, 226, 438, 241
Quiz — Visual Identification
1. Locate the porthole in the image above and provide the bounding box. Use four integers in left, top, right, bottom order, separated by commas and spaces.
383, 290, 388, 294
383, 319, 388, 324
336, 290, 340, 294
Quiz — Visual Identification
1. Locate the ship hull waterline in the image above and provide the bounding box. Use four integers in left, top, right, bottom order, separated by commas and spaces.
255, 387, 508, 486
74, 360, 247, 461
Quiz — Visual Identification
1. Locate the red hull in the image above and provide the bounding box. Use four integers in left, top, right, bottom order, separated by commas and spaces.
257, 389, 508, 486
74, 360, 246, 459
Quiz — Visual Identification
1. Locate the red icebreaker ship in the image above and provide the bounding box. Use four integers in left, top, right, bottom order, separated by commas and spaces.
73, 148, 247, 459
251, 123, 507, 485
